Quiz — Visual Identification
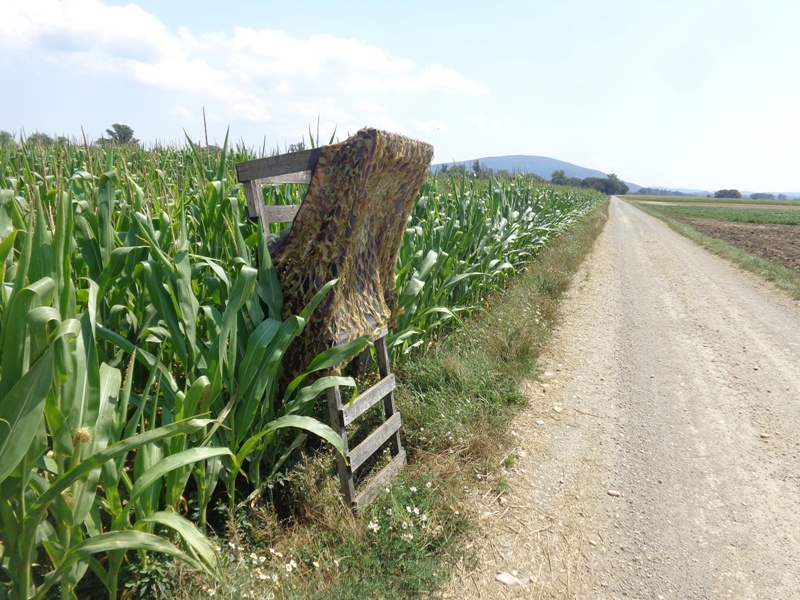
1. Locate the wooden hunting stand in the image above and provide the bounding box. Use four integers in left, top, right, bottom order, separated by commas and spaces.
236, 130, 432, 507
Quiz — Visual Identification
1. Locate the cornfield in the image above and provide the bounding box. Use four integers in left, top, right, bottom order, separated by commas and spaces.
0, 136, 604, 598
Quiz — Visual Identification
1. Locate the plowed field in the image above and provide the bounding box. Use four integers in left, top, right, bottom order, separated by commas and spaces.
667, 216, 800, 273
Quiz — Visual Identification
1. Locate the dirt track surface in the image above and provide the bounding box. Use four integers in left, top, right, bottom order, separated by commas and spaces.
445, 196, 800, 599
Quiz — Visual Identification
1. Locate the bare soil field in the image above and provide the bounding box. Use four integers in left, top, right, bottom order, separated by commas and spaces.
666, 216, 800, 273
445, 197, 800, 599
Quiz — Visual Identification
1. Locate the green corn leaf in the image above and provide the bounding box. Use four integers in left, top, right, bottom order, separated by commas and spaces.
282, 375, 357, 416
96, 172, 117, 271
95, 245, 145, 300
298, 278, 337, 321
26, 306, 62, 366
100, 356, 134, 513
23, 416, 217, 569
235, 317, 281, 413
43, 391, 73, 459
53, 190, 75, 319
0, 229, 17, 286
213, 128, 230, 182
96, 325, 179, 399
131, 426, 164, 518
123, 447, 232, 521
0, 345, 55, 484
416, 249, 439, 281
178, 375, 210, 421
192, 255, 231, 288
236, 315, 304, 436
0, 189, 16, 240
226, 196, 250, 262
61, 281, 100, 437
417, 306, 464, 329
133, 212, 175, 276
256, 227, 282, 318
173, 249, 200, 369
139, 260, 190, 369
0, 277, 55, 397
397, 276, 424, 309
442, 271, 485, 289
33, 530, 209, 600
302, 334, 371, 375
71, 363, 122, 525
28, 191, 55, 284
284, 335, 369, 399
138, 510, 219, 573
73, 211, 103, 280
236, 415, 347, 466
209, 265, 257, 396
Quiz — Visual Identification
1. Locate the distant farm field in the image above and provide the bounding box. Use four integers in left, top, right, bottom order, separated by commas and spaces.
632, 204, 800, 225
628, 197, 800, 273
627, 194, 800, 208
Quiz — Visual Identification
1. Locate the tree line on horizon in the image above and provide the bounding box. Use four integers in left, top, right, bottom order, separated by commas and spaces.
1, 123, 140, 147
3, 132, 786, 202
636, 187, 788, 200
437, 161, 631, 195
549, 169, 629, 195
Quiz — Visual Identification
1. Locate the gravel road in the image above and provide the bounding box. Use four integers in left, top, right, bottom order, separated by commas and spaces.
446, 196, 800, 599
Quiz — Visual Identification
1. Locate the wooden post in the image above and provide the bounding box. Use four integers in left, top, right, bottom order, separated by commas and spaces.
375, 335, 402, 458
327, 384, 356, 506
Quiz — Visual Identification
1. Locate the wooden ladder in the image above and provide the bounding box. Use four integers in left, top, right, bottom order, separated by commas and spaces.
326, 328, 405, 507
236, 150, 406, 508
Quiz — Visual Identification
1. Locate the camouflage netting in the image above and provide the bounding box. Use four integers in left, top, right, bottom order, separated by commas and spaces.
271, 128, 433, 374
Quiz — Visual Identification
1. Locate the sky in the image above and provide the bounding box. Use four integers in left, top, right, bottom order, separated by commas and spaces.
1, 0, 798, 192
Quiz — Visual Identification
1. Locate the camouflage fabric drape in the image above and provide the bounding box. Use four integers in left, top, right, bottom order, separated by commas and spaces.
272, 128, 433, 373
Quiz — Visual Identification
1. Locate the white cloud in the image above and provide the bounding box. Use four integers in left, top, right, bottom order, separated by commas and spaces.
0, 0, 488, 143
0, 0, 177, 58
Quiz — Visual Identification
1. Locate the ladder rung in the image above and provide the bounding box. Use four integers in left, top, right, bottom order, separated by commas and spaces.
236, 148, 322, 182
353, 449, 407, 507
348, 412, 401, 472
342, 375, 396, 426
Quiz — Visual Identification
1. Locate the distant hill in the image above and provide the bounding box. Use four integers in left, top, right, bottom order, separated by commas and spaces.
432, 155, 641, 192
432, 156, 800, 198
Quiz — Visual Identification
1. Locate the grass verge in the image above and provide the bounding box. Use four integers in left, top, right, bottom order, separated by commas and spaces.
163, 200, 610, 600
634, 203, 800, 301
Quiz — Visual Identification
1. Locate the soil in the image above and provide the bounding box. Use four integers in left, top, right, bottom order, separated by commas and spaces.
443, 197, 800, 599
667, 216, 800, 273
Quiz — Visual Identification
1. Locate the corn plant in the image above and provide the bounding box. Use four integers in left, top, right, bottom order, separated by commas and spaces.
0, 232, 227, 598
0, 132, 605, 597
392, 174, 604, 352
0, 137, 365, 599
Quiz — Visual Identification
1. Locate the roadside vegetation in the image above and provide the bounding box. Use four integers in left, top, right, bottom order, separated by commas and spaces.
0, 132, 606, 598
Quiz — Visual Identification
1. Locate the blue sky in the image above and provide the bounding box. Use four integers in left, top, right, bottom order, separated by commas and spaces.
1, 0, 798, 192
